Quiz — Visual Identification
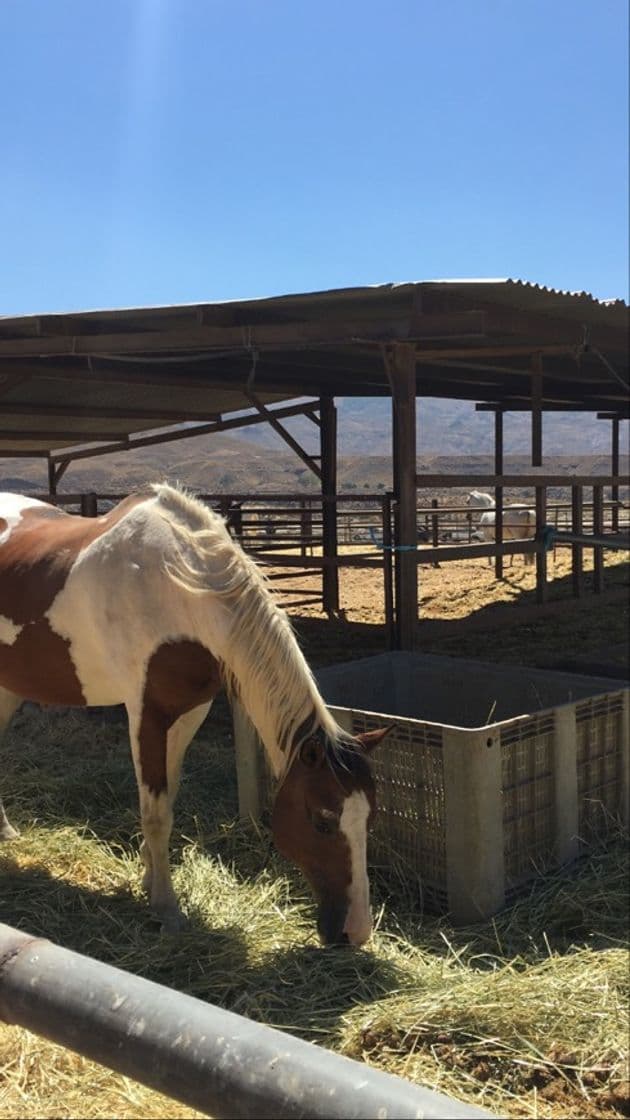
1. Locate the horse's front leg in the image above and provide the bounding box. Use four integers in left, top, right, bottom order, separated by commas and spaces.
129, 701, 211, 932
0, 687, 22, 840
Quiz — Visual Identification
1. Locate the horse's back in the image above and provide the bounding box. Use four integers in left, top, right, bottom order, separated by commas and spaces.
0, 491, 159, 707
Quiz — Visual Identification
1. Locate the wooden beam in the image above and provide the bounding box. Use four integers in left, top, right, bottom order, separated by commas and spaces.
0, 428, 132, 442
408, 310, 486, 339
416, 473, 627, 488
50, 399, 319, 465
0, 358, 328, 397
0, 449, 49, 458
0, 402, 221, 423
483, 305, 625, 352
0, 374, 31, 399
478, 400, 630, 413
0, 310, 506, 360
245, 393, 322, 480
416, 343, 584, 361
0, 317, 413, 358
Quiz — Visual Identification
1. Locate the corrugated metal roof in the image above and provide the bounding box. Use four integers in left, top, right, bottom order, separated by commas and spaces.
1, 277, 626, 328
0, 278, 627, 457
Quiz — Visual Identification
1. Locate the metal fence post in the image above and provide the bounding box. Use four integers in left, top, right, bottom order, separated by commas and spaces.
0, 923, 494, 1120
80, 492, 98, 517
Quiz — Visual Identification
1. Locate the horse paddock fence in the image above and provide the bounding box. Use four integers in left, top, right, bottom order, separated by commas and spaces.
38, 477, 629, 644
0, 923, 493, 1120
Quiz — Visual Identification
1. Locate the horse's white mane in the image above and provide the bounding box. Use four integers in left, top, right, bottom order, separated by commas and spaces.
149, 482, 346, 775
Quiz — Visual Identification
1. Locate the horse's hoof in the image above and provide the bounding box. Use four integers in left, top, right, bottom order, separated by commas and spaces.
0, 822, 20, 841
158, 909, 190, 934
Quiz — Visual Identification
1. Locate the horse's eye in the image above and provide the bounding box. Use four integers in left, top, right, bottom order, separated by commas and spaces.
313, 811, 339, 835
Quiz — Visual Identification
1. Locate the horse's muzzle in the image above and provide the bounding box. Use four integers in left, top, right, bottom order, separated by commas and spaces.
316, 901, 349, 947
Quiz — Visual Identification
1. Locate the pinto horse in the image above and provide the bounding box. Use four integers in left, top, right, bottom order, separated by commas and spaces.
0, 485, 387, 945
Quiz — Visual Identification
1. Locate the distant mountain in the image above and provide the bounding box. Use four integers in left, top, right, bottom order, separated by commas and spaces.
1, 440, 626, 501
237, 398, 627, 457
1, 394, 626, 497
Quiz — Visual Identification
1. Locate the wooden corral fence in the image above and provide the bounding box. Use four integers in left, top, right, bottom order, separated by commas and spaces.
0, 923, 492, 1120
40, 476, 629, 648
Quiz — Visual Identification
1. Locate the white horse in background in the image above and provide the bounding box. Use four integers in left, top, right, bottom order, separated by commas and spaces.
467, 490, 536, 567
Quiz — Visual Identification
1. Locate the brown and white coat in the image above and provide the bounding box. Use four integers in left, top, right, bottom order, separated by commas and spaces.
0, 485, 386, 944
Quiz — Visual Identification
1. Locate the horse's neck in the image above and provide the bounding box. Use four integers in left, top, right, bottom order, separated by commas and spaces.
218, 593, 330, 779
234, 652, 324, 780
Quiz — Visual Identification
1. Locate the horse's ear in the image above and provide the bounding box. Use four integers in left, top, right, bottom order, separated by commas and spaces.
299, 738, 326, 768
355, 725, 393, 754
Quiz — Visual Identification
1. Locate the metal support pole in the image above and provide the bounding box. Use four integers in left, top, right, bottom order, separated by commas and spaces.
390, 345, 418, 649
80, 492, 98, 517
572, 485, 583, 599
593, 485, 604, 593
535, 486, 547, 603
531, 353, 543, 467
47, 459, 57, 500
430, 498, 440, 567
320, 396, 339, 616
611, 419, 620, 533
494, 410, 504, 579
382, 493, 395, 650
0, 924, 492, 1120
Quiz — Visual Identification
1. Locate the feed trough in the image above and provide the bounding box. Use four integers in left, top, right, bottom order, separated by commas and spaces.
234, 653, 629, 923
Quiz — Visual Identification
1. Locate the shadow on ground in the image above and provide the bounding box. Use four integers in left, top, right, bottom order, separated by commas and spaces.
291, 561, 629, 672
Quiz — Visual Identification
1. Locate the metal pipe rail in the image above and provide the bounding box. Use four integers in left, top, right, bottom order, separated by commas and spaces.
542, 528, 630, 550
0, 924, 494, 1120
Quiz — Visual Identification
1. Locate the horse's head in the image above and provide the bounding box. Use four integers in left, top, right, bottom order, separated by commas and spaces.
271, 727, 389, 947
467, 490, 493, 509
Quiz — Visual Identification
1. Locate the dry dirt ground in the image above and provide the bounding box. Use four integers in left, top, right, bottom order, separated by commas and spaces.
268, 549, 629, 671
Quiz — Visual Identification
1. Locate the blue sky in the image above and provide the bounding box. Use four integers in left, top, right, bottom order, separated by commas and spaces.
1, 0, 628, 316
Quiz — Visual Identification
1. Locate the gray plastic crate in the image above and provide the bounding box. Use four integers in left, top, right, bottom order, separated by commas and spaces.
233, 653, 629, 923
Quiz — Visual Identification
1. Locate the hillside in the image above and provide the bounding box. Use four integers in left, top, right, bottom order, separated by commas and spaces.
0, 441, 626, 500
0, 395, 626, 496
232, 398, 626, 457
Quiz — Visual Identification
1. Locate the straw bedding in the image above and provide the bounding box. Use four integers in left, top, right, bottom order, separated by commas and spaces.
0, 695, 627, 1119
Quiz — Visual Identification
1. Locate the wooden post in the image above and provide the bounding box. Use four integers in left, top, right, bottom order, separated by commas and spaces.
593, 485, 604, 593
430, 499, 440, 568
572, 485, 583, 598
611, 419, 620, 533
620, 690, 630, 829
535, 485, 547, 603
494, 409, 504, 579
299, 500, 307, 558
320, 395, 339, 616
390, 345, 418, 650
531, 353, 543, 467
80, 492, 98, 518
47, 459, 57, 501
382, 493, 395, 649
